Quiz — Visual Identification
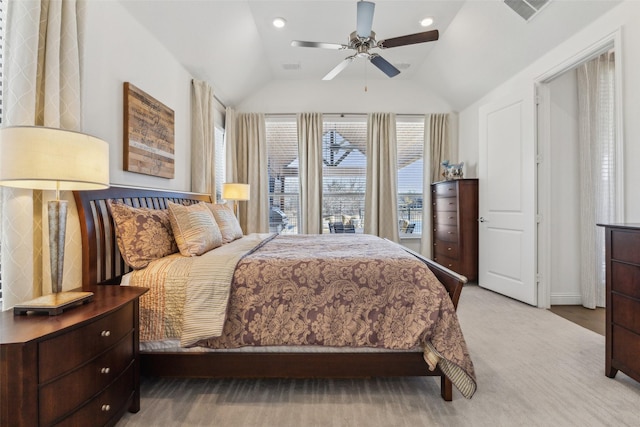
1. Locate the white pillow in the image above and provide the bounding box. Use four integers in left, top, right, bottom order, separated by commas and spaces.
167, 201, 223, 256
207, 203, 244, 243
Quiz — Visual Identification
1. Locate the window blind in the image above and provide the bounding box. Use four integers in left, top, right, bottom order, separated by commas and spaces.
322, 117, 367, 233
266, 117, 299, 234
396, 118, 425, 235
214, 125, 225, 202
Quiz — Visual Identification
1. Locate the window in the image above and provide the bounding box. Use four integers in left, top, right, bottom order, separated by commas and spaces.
266, 117, 299, 234
322, 117, 367, 233
264, 114, 426, 237
396, 118, 425, 236
0, 0, 5, 303
214, 125, 225, 202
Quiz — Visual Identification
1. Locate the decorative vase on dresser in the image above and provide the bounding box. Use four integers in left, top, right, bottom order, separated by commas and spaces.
599, 223, 640, 384
0, 285, 148, 426
431, 178, 479, 281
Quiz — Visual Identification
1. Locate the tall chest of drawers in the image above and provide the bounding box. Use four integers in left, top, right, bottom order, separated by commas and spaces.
431, 179, 479, 281
0, 286, 147, 426
600, 224, 640, 384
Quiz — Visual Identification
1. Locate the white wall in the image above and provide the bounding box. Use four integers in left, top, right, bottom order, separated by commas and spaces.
81, 1, 193, 191
548, 70, 581, 304
238, 79, 452, 113
459, 0, 640, 222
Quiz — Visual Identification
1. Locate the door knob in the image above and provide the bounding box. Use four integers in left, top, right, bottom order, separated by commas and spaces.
478, 217, 487, 223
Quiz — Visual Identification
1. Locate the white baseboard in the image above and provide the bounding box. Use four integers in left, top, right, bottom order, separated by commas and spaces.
550, 293, 582, 305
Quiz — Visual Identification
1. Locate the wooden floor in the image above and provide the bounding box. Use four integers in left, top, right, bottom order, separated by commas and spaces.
549, 305, 605, 336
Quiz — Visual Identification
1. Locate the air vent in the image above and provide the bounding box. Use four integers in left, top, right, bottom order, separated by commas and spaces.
504, 0, 550, 21
282, 63, 301, 71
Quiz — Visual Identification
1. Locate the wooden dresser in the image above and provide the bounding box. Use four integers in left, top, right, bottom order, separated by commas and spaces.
0, 286, 147, 426
600, 223, 640, 384
431, 179, 479, 281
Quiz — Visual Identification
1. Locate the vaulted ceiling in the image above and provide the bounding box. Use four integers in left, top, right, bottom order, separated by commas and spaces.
120, 0, 621, 111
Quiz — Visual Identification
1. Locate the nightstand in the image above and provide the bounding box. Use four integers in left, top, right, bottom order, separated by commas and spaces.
0, 286, 148, 426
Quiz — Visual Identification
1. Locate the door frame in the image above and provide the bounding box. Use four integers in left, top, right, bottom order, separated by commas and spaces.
535, 30, 625, 308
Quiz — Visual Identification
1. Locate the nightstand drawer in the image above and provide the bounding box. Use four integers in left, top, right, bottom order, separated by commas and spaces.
434, 225, 458, 243
612, 324, 640, 377
433, 254, 460, 273
611, 261, 640, 299
432, 181, 458, 197
39, 332, 134, 426
433, 197, 458, 212
433, 212, 458, 226
434, 242, 459, 260
53, 364, 135, 427
612, 293, 640, 334
611, 229, 640, 265
39, 303, 133, 383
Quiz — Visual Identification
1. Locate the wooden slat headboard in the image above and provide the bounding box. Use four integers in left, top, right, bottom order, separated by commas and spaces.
73, 186, 211, 292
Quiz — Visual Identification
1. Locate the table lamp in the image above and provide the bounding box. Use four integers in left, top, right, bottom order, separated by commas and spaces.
0, 126, 110, 314
222, 183, 250, 217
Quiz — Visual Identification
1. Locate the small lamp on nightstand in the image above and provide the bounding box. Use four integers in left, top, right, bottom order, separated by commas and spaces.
222, 182, 250, 218
0, 126, 110, 314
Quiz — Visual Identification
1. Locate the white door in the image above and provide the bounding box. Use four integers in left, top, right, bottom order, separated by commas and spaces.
478, 93, 537, 305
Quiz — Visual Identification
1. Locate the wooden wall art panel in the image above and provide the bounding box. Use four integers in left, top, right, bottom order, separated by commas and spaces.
123, 82, 175, 178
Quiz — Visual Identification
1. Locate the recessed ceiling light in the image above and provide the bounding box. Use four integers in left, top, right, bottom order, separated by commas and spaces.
273, 17, 287, 28
420, 17, 434, 28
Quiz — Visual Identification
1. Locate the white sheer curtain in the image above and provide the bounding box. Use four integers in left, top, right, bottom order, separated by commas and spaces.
365, 113, 399, 242
1, 0, 83, 309
420, 114, 450, 257
297, 113, 323, 234
226, 111, 269, 234
576, 52, 616, 309
191, 79, 215, 199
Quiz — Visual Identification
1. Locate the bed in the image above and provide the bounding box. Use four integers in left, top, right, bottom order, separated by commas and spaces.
74, 186, 476, 401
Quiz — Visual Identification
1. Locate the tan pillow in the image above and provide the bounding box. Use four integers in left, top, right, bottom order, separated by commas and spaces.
207, 203, 243, 243
107, 200, 178, 269
167, 201, 223, 256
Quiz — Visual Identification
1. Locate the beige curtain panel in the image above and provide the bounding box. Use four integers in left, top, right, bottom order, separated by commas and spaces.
297, 113, 324, 234
576, 52, 617, 309
1, 0, 84, 308
365, 113, 399, 242
191, 79, 216, 199
420, 113, 451, 257
229, 112, 270, 234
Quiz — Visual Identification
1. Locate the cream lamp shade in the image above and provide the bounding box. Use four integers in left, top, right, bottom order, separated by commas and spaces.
222, 183, 250, 201
0, 126, 110, 192
0, 126, 110, 306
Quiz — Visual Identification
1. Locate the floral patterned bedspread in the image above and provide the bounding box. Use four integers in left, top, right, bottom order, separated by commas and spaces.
130, 233, 476, 398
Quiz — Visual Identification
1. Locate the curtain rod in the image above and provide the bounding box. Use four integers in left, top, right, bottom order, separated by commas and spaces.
214, 95, 226, 109
264, 113, 427, 117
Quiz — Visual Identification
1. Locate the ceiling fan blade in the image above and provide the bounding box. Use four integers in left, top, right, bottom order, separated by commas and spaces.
356, 1, 375, 38
378, 30, 439, 49
291, 40, 347, 50
370, 54, 400, 78
323, 56, 355, 80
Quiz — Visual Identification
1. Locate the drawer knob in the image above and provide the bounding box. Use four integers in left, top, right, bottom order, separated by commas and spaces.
100, 367, 111, 374
101, 330, 111, 337
447, 247, 452, 251
448, 216, 454, 219
101, 404, 111, 412
448, 264, 452, 267
448, 231, 453, 234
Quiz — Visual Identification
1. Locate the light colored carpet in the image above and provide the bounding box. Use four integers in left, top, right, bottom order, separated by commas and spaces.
117, 285, 640, 426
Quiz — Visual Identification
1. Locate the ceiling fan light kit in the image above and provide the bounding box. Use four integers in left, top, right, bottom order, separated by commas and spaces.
291, 0, 439, 80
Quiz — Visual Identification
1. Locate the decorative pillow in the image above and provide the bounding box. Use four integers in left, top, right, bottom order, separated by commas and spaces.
106, 200, 178, 269
167, 201, 223, 256
207, 203, 243, 243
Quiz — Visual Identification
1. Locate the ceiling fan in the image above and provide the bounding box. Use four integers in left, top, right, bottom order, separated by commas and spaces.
291, 0, 439, 80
